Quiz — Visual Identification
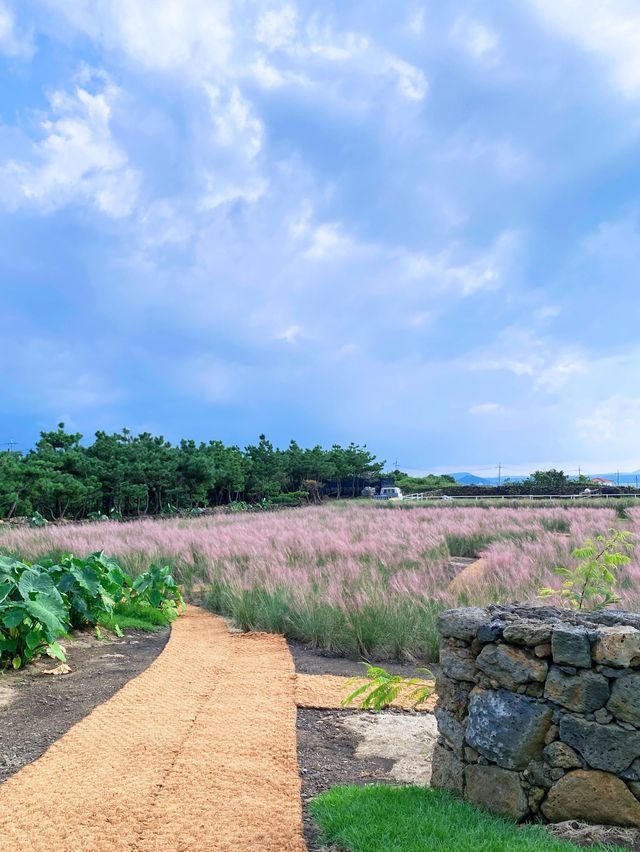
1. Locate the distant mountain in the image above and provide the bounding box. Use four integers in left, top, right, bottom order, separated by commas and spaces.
449, 471, 640, 487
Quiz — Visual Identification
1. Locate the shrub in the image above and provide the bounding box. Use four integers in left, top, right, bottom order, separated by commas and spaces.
0, 552, 183, 668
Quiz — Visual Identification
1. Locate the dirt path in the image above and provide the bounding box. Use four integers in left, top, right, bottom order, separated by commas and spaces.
448, 556, 487, 597
0, 607, 305, 852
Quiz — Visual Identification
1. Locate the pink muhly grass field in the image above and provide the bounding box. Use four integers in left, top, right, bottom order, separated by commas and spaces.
1, 503, 638, 660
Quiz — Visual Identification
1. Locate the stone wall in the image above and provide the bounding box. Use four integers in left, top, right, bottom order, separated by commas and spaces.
431, 604, 640, 827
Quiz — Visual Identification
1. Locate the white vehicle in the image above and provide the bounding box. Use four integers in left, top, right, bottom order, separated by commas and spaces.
374, 486, 403, 501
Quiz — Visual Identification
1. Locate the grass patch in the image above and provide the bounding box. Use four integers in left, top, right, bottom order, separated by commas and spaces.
445, 533, 496, 558
310, 785, 624, 852
540, 517, 571, 534
98, 601, 175, 632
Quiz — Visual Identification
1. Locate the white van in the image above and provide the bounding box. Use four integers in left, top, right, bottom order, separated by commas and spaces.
374, 486, 403, 501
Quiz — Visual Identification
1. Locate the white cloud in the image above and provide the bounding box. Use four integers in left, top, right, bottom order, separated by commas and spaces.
255, 5, 297, 50
303, 222, 359, 260
469, 402, 504, 415
468, 329, 587, 391
385, 56, 428, 101
206, 84, 264, 161
451, 15, 499, 61
0, 1, 32, 58
40, 0, 232, 77
0, 78, 139, 216
577, 395, 640, 446
401, 230, 518, 296
276, 324, 302, 343
529, 0, 640, 96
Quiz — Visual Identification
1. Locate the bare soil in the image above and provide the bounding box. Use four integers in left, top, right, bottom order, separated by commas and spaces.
0, 627, 169, 783
288, 639, 431, 678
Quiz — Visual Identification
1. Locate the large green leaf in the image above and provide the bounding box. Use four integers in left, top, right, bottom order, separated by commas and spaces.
1, 605, 26, 629
18, 568, 57, 601
23, 594, 68, 638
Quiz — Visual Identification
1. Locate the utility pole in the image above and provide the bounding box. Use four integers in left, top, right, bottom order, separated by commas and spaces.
498, 462, 502, 485
617, 469, 620, 486
1, 439, 16, 452
578, 465, 581, 479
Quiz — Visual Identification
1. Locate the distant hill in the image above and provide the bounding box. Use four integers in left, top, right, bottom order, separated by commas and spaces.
449, 472, 525, 485
450, 471, 640, 487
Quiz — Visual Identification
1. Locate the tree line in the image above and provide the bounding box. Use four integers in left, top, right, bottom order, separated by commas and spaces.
0, 424, 384, 520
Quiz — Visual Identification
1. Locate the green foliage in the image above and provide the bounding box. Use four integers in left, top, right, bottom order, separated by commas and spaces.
342, 664, 434, 710
310, 785, 622, 852
98, 600, 175, 632
387, 470, 457, 493
0, 555, 69, 668
540, 529, 634, 610
132, 563, 185, 613
444, 533, 495, 558
525, 469, 571, 490
0, 424, 385, 520
540, 517, 570, 534
0, 552, 183, 668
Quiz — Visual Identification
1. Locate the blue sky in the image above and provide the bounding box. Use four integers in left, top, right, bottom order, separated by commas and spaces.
1, 0, 640, 476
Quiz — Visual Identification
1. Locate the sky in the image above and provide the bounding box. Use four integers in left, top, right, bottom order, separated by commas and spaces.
1, 0, 640, 476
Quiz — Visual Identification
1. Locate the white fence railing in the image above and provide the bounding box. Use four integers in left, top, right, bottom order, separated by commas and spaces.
400, 492, 640, 502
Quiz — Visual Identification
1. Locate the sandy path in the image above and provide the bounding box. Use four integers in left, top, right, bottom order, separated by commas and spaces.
295, 673, 436, 711
0, 608, 305, 852
448, 556, 487, 597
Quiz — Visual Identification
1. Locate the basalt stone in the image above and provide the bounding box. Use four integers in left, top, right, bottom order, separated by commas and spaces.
535, 643, 552, 658
431, 743, 465, 793
628, 782, 640, 800
476, 620, 505, 643
435, 673, 472, 721
476, 643, 548, 690
525, 759, 556, 789
528, 786, 546, 813
434, 707, 466, 757
559, 716, 640, 774
594, 708, 613, 724
440, 640, 478, 683
542, 770, 640, 827
545, 724, 560, 745
503, 619, 552, 647
621, 759, 640, 781
465, 689, 552, 770
598, 665, 633, 679
552, 625, 592, 669
607, 673, 640, 727
543, 741, 582, 769
464, 764, 529, 821
438, 608, 490, 642
544, 666, 610, 713
593, 626, 640, 668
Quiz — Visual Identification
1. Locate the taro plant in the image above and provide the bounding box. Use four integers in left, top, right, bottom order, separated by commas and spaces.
0, 556, 69, 668
43, 552, 131, 628
132, 563, 185, 615
342, 663, 434, 710
540, 528, 634, 610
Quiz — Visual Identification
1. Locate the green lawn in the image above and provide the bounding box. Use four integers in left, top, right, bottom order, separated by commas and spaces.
310, 785, 624, 852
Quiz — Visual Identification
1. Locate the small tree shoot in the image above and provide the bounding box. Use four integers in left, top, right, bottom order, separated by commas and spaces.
341, 664, 434, 711
540, 528, 634, 610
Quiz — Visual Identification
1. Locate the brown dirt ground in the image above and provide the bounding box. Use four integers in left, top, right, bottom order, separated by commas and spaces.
0, 607, 305, 852
0, 627, 169, 783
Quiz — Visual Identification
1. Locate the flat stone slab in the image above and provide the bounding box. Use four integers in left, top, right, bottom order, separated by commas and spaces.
465, 689, 552, 770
